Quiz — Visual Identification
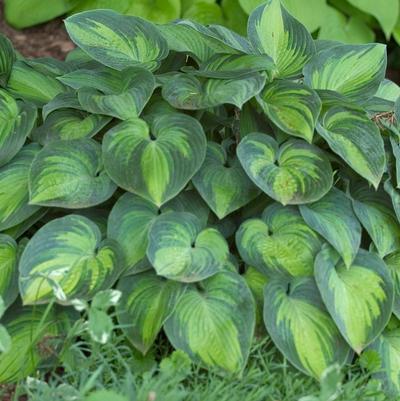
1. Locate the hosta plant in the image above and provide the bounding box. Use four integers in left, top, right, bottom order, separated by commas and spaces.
1, 0, 400, 395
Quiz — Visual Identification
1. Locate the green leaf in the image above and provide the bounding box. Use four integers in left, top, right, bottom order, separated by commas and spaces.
384, 251, 400, 320
237, 134, 333, 205
125, 0, 180, 23
299, 188, 361, 268
256, 80, 321, 143
0, 90, 37, 167
0, 235, 18, 309
303, 44, 387, 102
316, 106, 385, 188
71, 0, 130, 14
282, 0, 328, 32
32, 109, 111, 145
315, 245, 394, 353
247, 0, 315, 78
0, 325, 11, 354
264, 276, 350, 379
183, 1, 224, 25
29, 139, 116, 208
88, 308, 114, 344
147, 212, 229, 282
164, 271, 255, 372
116, 271, 186, 354
65, 10, 169, 71
59, 66, 156, 120
0, 144, 42, 231
221, 0, 248, 36
162, 73, 265, 110
19, 214, 124, 304
85, 391, 128, 401
351, 186, 400, 258
0, 34, 15, 87
375, 79, 400, 102
192, 142, 260, 219
236, 203, 321, 277
103, 115, 206, 207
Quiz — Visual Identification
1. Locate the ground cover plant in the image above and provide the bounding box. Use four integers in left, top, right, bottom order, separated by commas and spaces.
1, 0, 400, 398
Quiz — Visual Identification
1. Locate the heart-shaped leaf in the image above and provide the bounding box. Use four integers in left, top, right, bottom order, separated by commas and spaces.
164, 271, 255, 372
316, 106, 385, 188
315, 245, 394, 353
162, 73, 265, 110
29, 138, 117, 208
264, 276, 351, 379
0, 90, 37, 167
236, 203, 321, 277
300, 188, 361, 268
247, 0, 315, 78
0, 144, 42, 231
59, 66, 155, 120
0, 235, 18, 309
65, 10, 168, 71
257, 80, 321, 143
0, 34, 15, 87
19, 214, 124, 304
237, 134, 333, 205
103, 114, 206, 207
147, 212, 229, 282
116, 271, 186, 354
304, 44, 386, 101
192, 142, 260, 219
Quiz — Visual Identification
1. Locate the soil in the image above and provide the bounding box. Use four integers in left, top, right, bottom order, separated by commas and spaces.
0, 0, 74, 60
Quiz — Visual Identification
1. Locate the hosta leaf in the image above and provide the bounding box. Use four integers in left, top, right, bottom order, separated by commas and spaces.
303, 44, 387, 102
385, 251, 400, 319
257, 80, 321, 143
3, 209, 47, 240
65, 10, 168, 71
236, 203, 321, 277
108, 193, 159, 274
32, 109, 111, 145
7, 60, 67, 106
125, 0, 180, 23
237, 134, 333, 205
29, 139, 116, 208
0, 144, 42, 231
375, 79, 400, 102
299, 188, 361, 268
352, 186, 400, 258
315, 245, 394, 353
162, 73, 265, 110
282, 0, 328, 32
247, 0, 315, 78
0, 34, 15, 87
71, 0, 130, 13
0, 235, 18, 308
183, 1, 223, 25
19, 214, 124, 304
103, 115, 206, 207
116, 271, 186, 354
0, 89, 37, 167
192, 142, 260, 219
59, 66, 156, 120
0, 304, 74, 383
264, 276, 350, 379
316, 106, 385, 188
222, 0, 248, 36
147, 212, 229, 282
164, 271, 255, 372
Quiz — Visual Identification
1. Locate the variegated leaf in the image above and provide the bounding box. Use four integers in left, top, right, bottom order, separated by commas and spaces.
103, 115, 206, 207
316, 106, 385, 188
0, 144, 42, 231
0, 34, 15, 87
303, 44, 387, 101
192, 142, 260, 219
257, 80, 321, 143
65, 10, 168, 71
0, 90, 37, 167
116, 271, 186, 354
164, 271, 255, 372
264, 276, 351, 379
384, 251, 400, 319
147, 212, 229, 282
237, 134, 333, 205
0, 235, 18, 309
247, 0, 315, 78
42, 92, 84, 119
19, 214, 124, 304
161, 73, 265, 110
300, 188, 361, 268
315, 245, 393, 353
352, 186, 400, 258
29, 139, 116, 208
236, 203, 321, 277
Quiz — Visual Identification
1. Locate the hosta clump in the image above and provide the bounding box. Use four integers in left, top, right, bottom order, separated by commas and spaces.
1, 0, 400, 394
